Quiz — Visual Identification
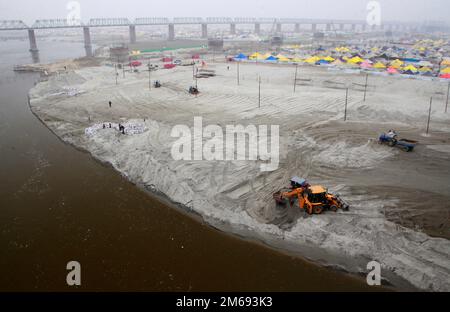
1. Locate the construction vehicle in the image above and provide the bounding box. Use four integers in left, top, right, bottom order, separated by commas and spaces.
273, 177, 349, 215
379, 131, 417, 152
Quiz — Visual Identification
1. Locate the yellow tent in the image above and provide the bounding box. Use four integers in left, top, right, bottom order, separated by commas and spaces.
419, 66, 432, 72
304, 56, 320, 64
441, 67, 450, 74
441, 59, 450, 66
335, 47, 350, 53
322, 56, 335, 62
249, 52, 261, 60
261, 53, 272, 60
373, 62, 386, 69
278, 56, 290, 62
403, 65, 418, 72
391, 59, 404, 67
348, 56, 364, 64
292, 57, 304, 63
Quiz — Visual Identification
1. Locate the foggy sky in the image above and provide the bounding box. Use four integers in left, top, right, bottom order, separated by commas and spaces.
0, 0, 448, 25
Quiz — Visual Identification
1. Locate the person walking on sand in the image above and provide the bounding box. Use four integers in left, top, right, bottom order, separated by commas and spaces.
109, 101, 112, 108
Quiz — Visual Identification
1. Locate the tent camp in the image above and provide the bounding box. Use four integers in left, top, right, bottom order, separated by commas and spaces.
403, 65, 418, 72
249, 52, 262, 60
234, 53, 248, 60
390, 59, 404, 68
265, 55, 278, 62
373, 62, 386, 69
387, 67, 399, 74
360, 61, 373, 69
441, 59, 450, 66
348, 56, 364, 64
305, 56, 320, 64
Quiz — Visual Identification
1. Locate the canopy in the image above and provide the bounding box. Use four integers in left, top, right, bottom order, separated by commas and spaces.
403, 65, 418, 72
390, 59, 404, 67
130, 61, 142, 67
360, 61, 373, 69
265, 55, 278, 61
249, 52, 262, 60
441, 59, 450, 66
418, 66, 432, 72
387, 67, 399, 74
335, 47, 350, 53
440, 73, 450, 79
322, 56, 335, 62
440, 67, 450, 74
278, 56, 290, 62
304, 56, 320, 64
373, 62, 386, 69
348, 56, 364, 64
234, 53, 247, 60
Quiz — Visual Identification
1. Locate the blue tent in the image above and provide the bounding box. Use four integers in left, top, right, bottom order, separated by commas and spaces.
316, 59, 330, 65
265, 56, 278, 61
234, 53, 248, 60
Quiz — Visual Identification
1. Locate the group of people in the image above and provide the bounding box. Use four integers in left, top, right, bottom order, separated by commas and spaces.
101, 122, 125, 134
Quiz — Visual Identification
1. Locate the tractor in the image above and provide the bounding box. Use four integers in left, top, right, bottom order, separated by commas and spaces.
273, 177, 349, 215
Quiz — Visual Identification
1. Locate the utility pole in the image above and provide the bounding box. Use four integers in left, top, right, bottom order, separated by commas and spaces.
237, 61, 240, 86
363, 73, 369, 102
344, 88, 349, 121
294, 64, 298, 93
258, 75, 261, 108
195, 66, 198, 89
446, 82, 449, 113
148, 62, 154, 90
426, 97, 432, 134
114, 64, 118, 85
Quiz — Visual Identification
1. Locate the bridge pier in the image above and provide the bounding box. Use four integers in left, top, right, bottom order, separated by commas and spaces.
276, 23, 282, 33
201, 23, 208, 38
129, 25, 136, 44
83, 26, 92, 57
168, 23, 175, 41
295, 23, 300, 33
28, 29, 38, 52
254, 23, 260, 35
230, 23, 236, 35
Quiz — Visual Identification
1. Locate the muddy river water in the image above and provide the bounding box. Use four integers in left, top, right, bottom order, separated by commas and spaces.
0, 40, 373, 291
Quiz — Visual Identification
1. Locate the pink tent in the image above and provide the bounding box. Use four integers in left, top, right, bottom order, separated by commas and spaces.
387, 66, 399, 74
360, 61, 373, 69
440, 73, 450, 79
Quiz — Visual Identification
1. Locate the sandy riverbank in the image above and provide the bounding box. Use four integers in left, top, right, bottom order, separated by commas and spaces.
29, 58, 450, 291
